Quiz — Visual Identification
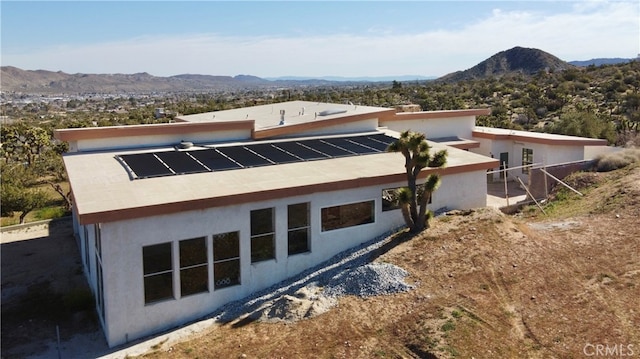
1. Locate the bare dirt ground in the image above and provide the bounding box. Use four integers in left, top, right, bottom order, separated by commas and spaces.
1, 164, 639, 358
140, 164, 640, 359
1, 220, 106, 359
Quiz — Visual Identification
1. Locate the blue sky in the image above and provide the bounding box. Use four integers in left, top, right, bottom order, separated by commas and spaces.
2, 1, 639, 77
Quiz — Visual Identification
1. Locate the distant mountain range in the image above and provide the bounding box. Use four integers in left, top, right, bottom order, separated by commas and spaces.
568, 57, 638, 67
1, 47, 636, 94
265, 75, 435, 82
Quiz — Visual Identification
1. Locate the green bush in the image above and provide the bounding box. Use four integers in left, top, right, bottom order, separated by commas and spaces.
34, 206, 68, 220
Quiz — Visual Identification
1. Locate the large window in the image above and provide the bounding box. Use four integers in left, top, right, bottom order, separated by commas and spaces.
288, 202, 310, 255
522, 148, 534, 174
251, 208, 275, 263
213, 231, 240, 289
143, 242, 174, 304
321, 200, 375, 231
179, 237, 208, 296
382, 185, 430, 212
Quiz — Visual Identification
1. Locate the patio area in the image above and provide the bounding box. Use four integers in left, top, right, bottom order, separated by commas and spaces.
486, 178, 528, 208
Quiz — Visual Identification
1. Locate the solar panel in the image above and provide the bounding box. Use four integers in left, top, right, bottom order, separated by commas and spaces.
118, 133, 398, 180
189, 149, 242, 171
217, 146, 273, 167
155, 151, 209, 174
272, 142, 330, 161
119, 153, 173, 178
347, 136, 389, 152
245, 143, 301, 164
322, 137, 374, 154
368, 133, 395, 146
297, 139, 353, 157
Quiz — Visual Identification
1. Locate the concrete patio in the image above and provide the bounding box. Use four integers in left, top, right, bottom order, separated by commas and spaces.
486, 179, 528, 208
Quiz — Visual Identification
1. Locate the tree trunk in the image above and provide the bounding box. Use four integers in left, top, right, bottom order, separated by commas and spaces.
406, 173, 419, 227
19, 211, 28, 224
400, 204, 416, 232
416, 191, 431, 232
48, 182, 72, 211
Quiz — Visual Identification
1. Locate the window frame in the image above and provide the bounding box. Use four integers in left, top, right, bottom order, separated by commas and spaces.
142, 242, 174, 304
522, 148, 534, 174
212, 231, 241, 289
179, 237, 209, 297
250, 207, 275, 263
287, 202, 310, 255
321, 200, 375, 232
382, 184, 430, 212
94, 224, 104, 319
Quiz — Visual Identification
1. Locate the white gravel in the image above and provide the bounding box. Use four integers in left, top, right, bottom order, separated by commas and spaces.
213, 227, 414, 323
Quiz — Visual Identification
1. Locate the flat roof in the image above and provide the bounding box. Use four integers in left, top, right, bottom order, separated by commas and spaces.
473, 126, 609, 146
176, 100, 393, 130
430, 136, 480, 150
116, 133, 397, 180
63, 130, 498, 224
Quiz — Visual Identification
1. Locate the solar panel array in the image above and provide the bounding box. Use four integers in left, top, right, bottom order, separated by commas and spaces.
117, 133, 395, 180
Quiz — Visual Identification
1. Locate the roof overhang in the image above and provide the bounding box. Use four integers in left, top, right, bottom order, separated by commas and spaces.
384, 108, 491, 122
472, 128, 609, 146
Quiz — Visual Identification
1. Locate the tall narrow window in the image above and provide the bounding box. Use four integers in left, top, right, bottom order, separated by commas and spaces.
143, 242, 174, 304
288, 202, 310, 255
213, 231, 240, 289
321, 200, 375, 231
250, 208, 275, 263
94, 224, 104, 319
522, 148, 533, 174
179, 237, 208, 296
83, 226, 90, 273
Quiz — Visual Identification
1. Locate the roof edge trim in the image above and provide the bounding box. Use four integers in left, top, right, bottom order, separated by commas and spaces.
76, 160, 497, 225
472, 130, 609, 146
54, 121, 255, 141
385, 108, 491, 121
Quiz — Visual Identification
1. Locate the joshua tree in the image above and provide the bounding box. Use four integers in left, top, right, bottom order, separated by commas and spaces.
387, 130, 447, 232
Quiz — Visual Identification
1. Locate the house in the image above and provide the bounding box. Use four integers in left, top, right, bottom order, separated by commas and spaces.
469, 126, 608, 183
54, 100, 608, 347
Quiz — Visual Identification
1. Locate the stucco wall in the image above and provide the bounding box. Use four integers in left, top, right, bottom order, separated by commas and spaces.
95, 169, 487, 347
381, 116, 475, 140
471, 139, 587, 183
72, 129, 252, 152
267, 118, 380, 139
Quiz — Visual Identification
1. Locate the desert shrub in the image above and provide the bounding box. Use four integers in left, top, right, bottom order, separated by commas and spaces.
594, 148, 640, 172
34, 206, 68, 220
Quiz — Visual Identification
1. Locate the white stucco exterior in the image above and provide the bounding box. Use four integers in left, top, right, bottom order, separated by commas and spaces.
382, 115, 476, 140
79, 171, 487, 346
56, 101, 611, 348
470, 126, 609, 182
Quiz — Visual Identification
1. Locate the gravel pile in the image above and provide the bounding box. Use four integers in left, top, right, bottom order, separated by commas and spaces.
211, 227, 415, 324
324, 262, 414, 298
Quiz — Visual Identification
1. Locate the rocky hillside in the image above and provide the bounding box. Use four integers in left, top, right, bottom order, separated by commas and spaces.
438, 46, 575, 82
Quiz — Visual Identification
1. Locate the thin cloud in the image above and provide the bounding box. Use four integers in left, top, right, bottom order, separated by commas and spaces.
3, 1, 637, 77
